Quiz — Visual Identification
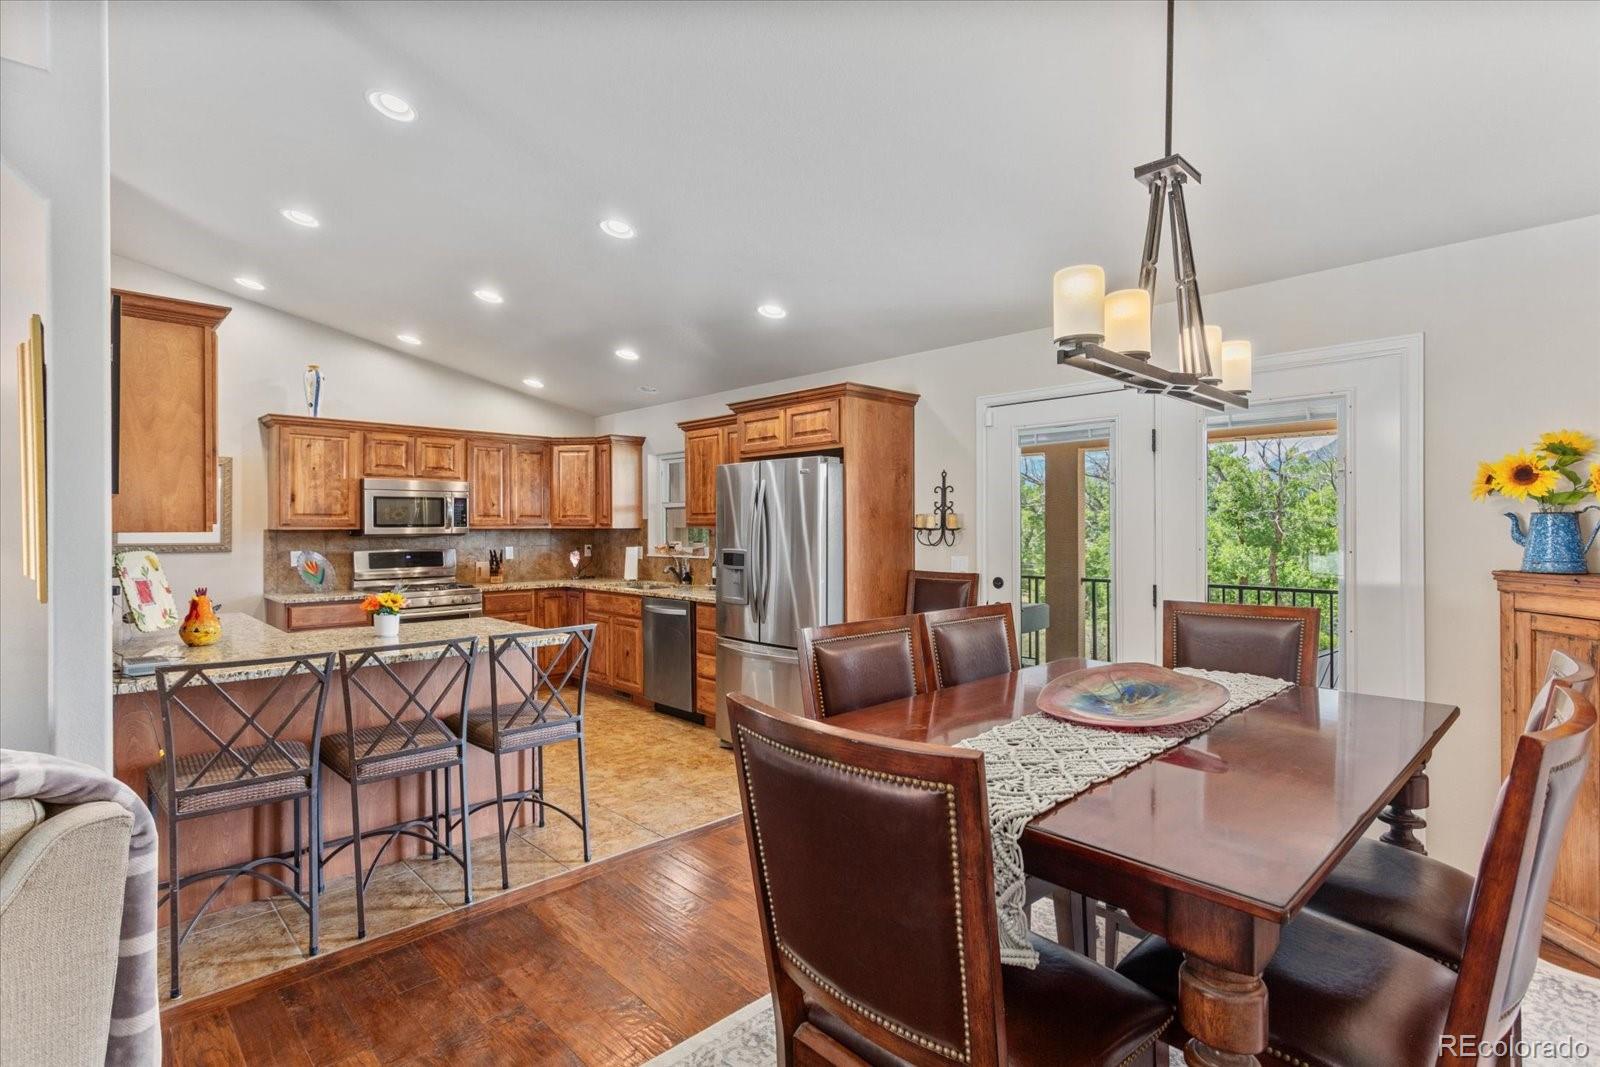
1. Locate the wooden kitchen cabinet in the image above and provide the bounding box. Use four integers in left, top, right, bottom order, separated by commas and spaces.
1496, 570, 1600, 966
363, 431, 415, 477
736, 408, 787, 455
468, 438, 512, 528
510, 441, 550, 526
263, 420, 362, 529
113, 290, 230, 533
695, 602, 719, 723
551, 442, 598, 527
678, 414, 738, 527
264, 599, 368, 632
261, 414, 641, 530
416, 435, 468, 480
483, 589, 534, 625
583, 590, 644, 696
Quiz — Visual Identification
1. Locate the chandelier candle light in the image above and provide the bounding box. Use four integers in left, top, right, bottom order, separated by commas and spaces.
1052, 0, 1250, 412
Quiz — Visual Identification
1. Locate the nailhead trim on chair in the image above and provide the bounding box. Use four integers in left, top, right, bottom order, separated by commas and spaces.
1170, 610, 1306, 682
736, 725, 972, 1063
807, 628, 917, 717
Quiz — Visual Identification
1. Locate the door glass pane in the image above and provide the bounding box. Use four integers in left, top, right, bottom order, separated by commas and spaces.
1204, 400, 1345, 686
1017, 421, 1114, 664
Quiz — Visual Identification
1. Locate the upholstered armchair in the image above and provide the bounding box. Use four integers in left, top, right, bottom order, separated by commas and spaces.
0, 795, 135, 1066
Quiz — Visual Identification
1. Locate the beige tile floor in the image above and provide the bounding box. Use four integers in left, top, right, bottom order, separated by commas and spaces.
157, 690, 739, 1003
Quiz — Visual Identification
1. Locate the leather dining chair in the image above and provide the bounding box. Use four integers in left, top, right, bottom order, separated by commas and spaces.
725, 694, 1172, 1067
1162, 599, 1320, 687
918, 603, 1020, 689
1116, 680, 1596, 1067
1306, 650, 1596, 968
905, 569, 980, 614
797, 616, 927, 720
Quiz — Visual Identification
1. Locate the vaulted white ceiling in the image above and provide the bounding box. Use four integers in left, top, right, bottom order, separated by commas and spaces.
109, 0, 1600, 415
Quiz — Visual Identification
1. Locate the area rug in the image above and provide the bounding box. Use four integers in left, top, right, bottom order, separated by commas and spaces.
645, 902, 1600, 1067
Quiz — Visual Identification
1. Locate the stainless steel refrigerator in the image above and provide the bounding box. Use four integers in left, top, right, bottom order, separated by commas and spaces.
714, 455, 844, 743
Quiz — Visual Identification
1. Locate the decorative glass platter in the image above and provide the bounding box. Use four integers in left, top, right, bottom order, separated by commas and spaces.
1036, 663, 1229, 729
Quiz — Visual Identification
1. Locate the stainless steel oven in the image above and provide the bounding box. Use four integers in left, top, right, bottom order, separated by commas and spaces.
362, 478, 469, 536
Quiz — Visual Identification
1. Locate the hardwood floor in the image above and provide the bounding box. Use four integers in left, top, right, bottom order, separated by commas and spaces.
160, 816, 767, 1066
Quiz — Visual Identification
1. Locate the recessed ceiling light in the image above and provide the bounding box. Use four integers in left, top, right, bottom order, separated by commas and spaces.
233, 276, 266, 291
396, 333, 422, 346
639, 385, 659, 394
366, 90, 416, 123
473, 288, 504, 304
614, 347, 640, 361
757, 303, 788, 319
280, 208, 320, 228
522, 377, 545, 389
599, 219, 636, 239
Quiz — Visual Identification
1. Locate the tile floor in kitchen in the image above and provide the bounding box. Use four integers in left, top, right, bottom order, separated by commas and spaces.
158, 690, 739, 1003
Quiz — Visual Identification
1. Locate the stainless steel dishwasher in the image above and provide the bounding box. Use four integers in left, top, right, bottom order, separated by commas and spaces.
642, 597, 696, 717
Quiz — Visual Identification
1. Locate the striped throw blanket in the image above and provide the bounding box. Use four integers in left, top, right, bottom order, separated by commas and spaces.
0, 749, 159, 1066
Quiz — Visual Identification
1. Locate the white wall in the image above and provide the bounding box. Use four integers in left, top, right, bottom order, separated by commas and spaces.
600, 215, 1600, 872
1, 0, 114, 767
0, 164, 52, 753
109, 256, 595, 617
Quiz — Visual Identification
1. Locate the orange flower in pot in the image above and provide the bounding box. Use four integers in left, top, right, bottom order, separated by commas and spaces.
179, 587, 223, 647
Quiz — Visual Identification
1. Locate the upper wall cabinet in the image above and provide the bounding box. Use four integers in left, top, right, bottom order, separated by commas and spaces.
264, 419, 362, 529
681, 382, 919, 620
112, 290, 230, 533
261, 414, 640, 531
362, 431, 467, 481
678, 414, 738, 527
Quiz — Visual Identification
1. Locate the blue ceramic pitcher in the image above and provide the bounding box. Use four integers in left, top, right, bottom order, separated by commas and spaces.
1504, 506, 1600, 573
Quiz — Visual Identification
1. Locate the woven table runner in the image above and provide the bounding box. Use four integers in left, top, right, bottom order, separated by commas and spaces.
956, 668, 1292, 967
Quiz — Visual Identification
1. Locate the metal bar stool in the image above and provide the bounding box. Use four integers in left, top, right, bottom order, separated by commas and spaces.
455, 625, 595, 888
320, 636, 478, 938
149, 652, 335, 999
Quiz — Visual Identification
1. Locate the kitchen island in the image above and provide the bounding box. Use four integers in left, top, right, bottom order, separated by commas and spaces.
113, 612, 566, 919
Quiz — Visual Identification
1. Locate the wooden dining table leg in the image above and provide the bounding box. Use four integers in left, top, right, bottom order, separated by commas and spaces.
1378, 762, 1429, 854
1178, 956, 1268, 1066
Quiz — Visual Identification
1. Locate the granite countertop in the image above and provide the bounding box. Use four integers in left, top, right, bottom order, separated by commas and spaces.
113, 612, 562, 696
263, 577, 717, 606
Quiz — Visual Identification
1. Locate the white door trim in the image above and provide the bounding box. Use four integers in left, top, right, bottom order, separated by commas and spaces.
974, 332, 1425, 698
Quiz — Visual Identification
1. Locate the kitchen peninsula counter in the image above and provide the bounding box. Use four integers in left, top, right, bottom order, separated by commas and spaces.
114, 612, 550, 694
112, 612, 569, 920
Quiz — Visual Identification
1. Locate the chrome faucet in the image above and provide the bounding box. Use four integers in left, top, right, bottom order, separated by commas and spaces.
664, 556, 694, 584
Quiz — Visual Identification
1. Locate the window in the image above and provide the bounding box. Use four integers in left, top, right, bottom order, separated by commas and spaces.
651, 452, 709, 556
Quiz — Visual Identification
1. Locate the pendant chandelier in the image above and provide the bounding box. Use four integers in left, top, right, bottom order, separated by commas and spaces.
1052, 0, 1251, 411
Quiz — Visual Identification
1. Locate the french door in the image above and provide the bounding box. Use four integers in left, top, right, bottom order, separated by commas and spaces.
981, 388, 1159, 664
978, 335, 1421, 698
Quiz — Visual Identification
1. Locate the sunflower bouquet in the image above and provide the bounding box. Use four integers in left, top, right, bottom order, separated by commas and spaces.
1472, 429, 1599, 510
360, 589, 407, 616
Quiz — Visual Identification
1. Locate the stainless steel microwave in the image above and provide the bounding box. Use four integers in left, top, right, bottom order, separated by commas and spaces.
362, 478, 470, 536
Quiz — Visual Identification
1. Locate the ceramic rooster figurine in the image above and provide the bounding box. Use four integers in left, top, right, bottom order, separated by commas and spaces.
179, 587, 223, 647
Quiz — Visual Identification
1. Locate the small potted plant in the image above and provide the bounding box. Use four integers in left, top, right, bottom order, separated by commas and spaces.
1473, 429, 1600, 573
361, 589, 406, 637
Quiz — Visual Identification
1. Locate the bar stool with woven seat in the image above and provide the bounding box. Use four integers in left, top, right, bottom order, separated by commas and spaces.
451, 625, 596, 888
320, 636, 478, 938
149, 652, 335, 998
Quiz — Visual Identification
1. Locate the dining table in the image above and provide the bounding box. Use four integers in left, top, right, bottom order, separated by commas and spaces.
827, 658, 1460, 1067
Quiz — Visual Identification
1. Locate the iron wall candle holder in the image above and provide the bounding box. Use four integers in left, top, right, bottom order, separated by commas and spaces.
914, 470, 963, 548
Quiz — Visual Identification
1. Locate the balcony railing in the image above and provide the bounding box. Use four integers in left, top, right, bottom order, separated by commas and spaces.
1019, 574, 1111, 665
1017, 574, 1339, 686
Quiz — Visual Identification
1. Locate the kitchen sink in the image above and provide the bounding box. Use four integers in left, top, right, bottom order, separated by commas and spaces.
621, 580, 674, 590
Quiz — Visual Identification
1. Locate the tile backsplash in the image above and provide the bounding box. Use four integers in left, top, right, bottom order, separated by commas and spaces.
264, 528, 710, 592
